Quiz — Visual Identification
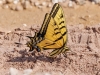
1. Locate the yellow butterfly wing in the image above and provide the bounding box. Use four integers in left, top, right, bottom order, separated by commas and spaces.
37, 13, 63, 49
36, 3, 68, 56
50, 3, 67, 45
37, 3, 67, 48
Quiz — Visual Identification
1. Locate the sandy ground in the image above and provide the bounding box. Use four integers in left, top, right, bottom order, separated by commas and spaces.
0, 2, 100, 75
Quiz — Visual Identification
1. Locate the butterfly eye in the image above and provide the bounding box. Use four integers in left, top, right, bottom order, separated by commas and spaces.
36, 46, 41, 52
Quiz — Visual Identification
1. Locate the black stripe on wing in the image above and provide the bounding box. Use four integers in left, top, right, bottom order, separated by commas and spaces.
59, 21, 64, 25
43, 31, 67, 49
50, 48, 64, 56
43, 42, 55, 48
54, 31, 66, 42
37, 14, 51, 37
59, 26, 66, 30
60, 14, 63, 18
50, 3, 60, 18
43, 32, 66, 48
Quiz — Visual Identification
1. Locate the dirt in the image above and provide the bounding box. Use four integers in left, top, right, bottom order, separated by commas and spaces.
0, 2, 100, 75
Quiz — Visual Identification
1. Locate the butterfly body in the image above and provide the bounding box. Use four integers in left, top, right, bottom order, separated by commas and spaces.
27, 3, 69, 57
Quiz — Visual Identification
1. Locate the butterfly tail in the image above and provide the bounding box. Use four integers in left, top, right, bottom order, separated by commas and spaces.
49, 46, 69, 57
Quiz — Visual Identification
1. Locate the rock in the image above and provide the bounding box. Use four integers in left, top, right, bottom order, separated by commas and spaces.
59, 0, 65, 2
34, 1, 40, 7
2, 4, 9, 9
15, 4, 23, 11
68, 1, 73, 7
37, 5, 42, 9
47, 3, 52, 8
30, 0, 35, 6
92, 0, 100, 4
75, 0, 86, 5
30, 0, 35, 3
2, 0, 6, 4
20, 0, 25, 4
9, 4, 16, 10
6, 0, 13, 3
41, 2, 46, 6
0, 1, 3, 6
23, 1, 32, 9
13, 0, 19, 4
78, 24, 85, 30
52, 0, 59, 4
23, 24, 27, 27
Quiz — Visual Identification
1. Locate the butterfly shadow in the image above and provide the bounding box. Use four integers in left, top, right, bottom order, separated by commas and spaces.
7, 49, 62, 63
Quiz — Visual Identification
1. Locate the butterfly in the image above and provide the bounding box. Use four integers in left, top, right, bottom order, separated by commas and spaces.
26, 3, 69, 57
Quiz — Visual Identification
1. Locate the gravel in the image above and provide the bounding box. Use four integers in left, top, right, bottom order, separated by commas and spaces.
0, 0, 99, 11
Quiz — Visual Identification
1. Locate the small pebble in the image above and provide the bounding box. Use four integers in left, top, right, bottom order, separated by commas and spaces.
78, 24, 85, 30
52, 0, 59, 4
6, 0, 13, 3
47, 3, 52, 8
8, 31, 11, 33
92, 0, 100, 4
0, 1, 3, 6
92, 1, 95, 4
59, 0, 65, 2
13, 0, 19, 4
20, 0, 25, 5
23, 1, 32, 9
68, 1, 73, 7
23, 24, 27, 27
38, 5, 42, 9
2, 0, 6, 4
30, 0, 35, 6
41, 2, 46, 6
16, 4, 23, 11
3, 4, 9, 9
34, 1, 40, 7
30, 0, 35, 3
76, 0, 86, 5
9, 4, 16, 10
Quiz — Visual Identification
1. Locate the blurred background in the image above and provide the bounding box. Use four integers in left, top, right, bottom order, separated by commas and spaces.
0, 0, 100, 32
0, 1, 100, 75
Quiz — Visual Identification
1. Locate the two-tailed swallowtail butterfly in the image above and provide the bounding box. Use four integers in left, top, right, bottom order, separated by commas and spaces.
27, 3, 69, 57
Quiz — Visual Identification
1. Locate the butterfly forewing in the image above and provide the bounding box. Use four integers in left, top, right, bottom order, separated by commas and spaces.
37, 13, 63, 49
50, 3, 67, 46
